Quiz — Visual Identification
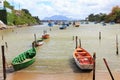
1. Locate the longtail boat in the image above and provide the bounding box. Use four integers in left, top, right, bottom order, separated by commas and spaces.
73, 46, 93, 71
11, 48, 36, 71
32, 38, 44, 47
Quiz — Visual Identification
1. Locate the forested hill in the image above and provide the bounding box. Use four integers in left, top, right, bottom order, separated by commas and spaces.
4, 1, 41, 26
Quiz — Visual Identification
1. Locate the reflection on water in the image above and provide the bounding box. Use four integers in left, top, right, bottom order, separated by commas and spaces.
0, 23, 120, 74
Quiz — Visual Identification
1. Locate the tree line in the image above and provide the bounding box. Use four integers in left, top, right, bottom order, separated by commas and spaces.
87, 6, 120, 23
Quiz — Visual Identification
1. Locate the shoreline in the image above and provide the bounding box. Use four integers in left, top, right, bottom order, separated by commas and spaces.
0, 24, 37, 30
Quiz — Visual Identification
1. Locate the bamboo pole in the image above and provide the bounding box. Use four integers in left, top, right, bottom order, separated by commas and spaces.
103, 58, 114, 80
79, 38, 81, 47
1, 45, 6, 80
116, 35, 119, 55
2, 35, 3, 40
99, 32, 101, 40
93, 52, 96, 80
5, 42, 8, 48
73, 36, 74, 41
32, 42, 35, 49
75, 36, 78, 49
34, 34, 37, 43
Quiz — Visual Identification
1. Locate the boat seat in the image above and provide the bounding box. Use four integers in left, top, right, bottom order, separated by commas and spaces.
79, 52, 87, 56
76, 48, 83, 52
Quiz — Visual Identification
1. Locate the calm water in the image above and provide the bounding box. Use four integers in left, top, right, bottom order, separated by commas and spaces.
0, 23, 120, 74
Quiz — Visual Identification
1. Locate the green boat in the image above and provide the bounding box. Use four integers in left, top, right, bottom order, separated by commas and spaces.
12, 48, 36, 71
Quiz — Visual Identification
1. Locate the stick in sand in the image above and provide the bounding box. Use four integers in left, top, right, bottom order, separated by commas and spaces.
5, 42, 8, 48
99, 32, 101, 40
79, 38, 81, 47
34, 34, 37, 43
73, 36, 74, 41
93, 52, 96, 80
2, 35, 3, 40
103, 58, 114, 80
1, 45, 6, 80
75, 36, 78, 49
116, 35, 119, 55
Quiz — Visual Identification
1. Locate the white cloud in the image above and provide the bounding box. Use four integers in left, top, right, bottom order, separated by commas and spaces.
7, 0, 120, 19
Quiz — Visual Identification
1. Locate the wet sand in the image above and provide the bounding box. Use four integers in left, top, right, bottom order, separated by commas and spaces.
5, 71, 120, 80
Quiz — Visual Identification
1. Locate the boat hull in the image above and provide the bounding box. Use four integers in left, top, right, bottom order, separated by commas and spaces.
12, 48, 36, 71
35, 41, 44, 46
74, 56, 93, 70
75, 25, 80, 27
33, 39, 44, 47
73, 47, 93, 71
42, 34, 49, 39
13, 58, 35, 71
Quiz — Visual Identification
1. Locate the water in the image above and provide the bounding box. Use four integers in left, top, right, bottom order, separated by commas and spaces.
0, 23, 120, 74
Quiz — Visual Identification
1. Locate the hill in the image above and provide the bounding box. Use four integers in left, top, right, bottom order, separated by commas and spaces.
3, 1, 41, 26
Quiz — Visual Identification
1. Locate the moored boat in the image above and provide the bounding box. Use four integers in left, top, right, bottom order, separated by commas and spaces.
42, 30, 50, 39
75, 24, 80, 27
32, 38, 44, 47
11, 48, 36, 71
74, 22, 80, 27
59, 25, 66, 29
73, 47, 93, 71
42, 33, 49, 39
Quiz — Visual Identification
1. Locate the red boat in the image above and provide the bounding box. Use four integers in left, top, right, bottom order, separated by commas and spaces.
42, 34, 49, 39
73, 46, 93, 70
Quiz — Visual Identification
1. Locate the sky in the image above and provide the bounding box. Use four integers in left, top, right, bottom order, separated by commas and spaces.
6, 0, 120, 20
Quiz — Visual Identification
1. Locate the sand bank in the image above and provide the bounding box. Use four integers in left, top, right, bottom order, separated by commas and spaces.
4, 71, 120, 80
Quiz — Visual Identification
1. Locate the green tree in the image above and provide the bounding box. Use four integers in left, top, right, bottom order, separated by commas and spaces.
105, 6, 120, 23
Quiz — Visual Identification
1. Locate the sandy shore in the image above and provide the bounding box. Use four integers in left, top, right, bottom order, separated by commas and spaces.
0, 70, 118, 80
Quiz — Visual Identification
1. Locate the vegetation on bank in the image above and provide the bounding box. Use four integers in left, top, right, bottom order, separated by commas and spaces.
87, 6, 120, 23
4, 1, 41, 26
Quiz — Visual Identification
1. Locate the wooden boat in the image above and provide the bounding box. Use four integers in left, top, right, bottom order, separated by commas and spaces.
74, 22, 80, 27
42, 33, 49, 39
73, 47, 93, 71
32, 38, 44, 47
75, 25, 80, 27
11, 48, 36, 71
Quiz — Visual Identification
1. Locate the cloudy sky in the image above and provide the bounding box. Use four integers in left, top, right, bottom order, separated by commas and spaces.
7, 0, 120, 20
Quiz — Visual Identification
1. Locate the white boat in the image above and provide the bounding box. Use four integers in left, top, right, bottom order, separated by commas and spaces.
32, 38, 44, 47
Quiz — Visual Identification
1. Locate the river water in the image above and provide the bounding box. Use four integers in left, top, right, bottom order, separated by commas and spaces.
0, 23, 120, 74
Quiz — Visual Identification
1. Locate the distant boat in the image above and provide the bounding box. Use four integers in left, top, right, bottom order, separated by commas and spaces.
42, 30, 50, 39
102, 22, 106, 26
59, 25, 67, 29
73, 47, 93, 71
48, 22, 53, 27
54, 21, 58, 25
85, 21, 89, 24
109, 21, 115, 25
75, 24, 80, 27
12, 48, 36, 71
42, 33, 50, 39
74, 22, 80, 27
